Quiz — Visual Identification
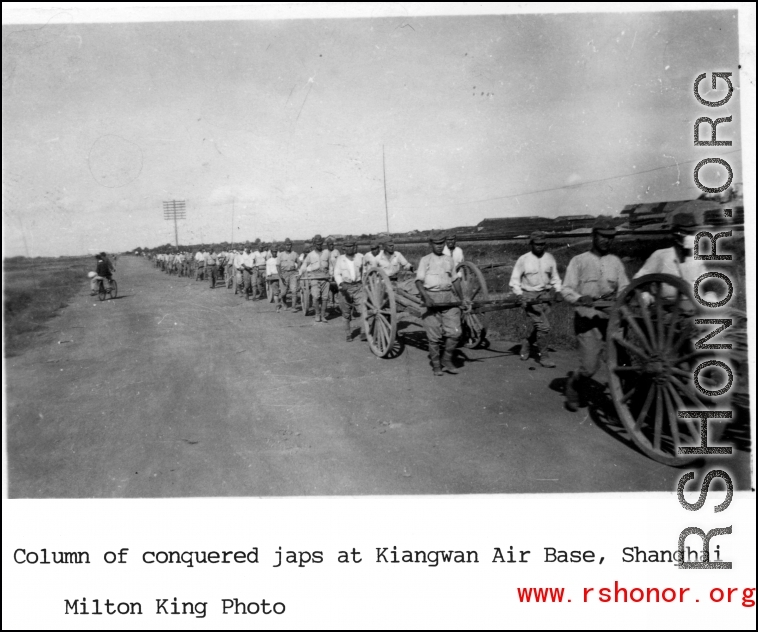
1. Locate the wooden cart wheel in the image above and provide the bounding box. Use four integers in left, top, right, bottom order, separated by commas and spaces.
457, 261, 489, 348
363, 267, 398, 358
607, 273, 707, 467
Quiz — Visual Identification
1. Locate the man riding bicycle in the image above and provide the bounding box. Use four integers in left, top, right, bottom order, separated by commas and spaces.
90, 254, 114, 295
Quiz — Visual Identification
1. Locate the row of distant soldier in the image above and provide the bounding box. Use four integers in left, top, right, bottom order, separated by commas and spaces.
148, 213, 707, 412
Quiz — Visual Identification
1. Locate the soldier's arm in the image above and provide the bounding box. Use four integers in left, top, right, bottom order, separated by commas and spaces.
549, 254, 562, 292
509, 256, 524, 295
414, 259, 433, 307
415, 279, 433, 307
333, 262, 344, 288
616, 258, 631, 294
560, 258, 582, 304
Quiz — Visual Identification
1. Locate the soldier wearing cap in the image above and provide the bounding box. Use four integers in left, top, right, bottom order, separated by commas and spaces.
260, 242, 272, 264
560, 216, 629, 411
509, 230, 562, 367
326, 238, 341, 307
182, 251, 192, 277
251, 243, 268, 300
204, 247, 219, 288
633, 211, 707, 301
265, 243, 283, 311
239, 244, 256, 299
231, 246, 244, 295
224, 246, 235, 288
299, 234, 332, 322
363, 239, 386, 269
383, 238, 413, 277
295, 242, 312, 312
297, 241, 312, 265
277, 238, 300, 311
443, 234, 464, 267
175, 250, 185, 276
194, 247, 206, 281
415, 233, 464, 376
333, 238, 368, 342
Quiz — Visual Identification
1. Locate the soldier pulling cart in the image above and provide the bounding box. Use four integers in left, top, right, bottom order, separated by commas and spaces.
362, 262, 712, 467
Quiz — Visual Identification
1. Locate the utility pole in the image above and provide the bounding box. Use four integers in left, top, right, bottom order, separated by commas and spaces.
163, 200, 186, 248
382, 144, 390, 235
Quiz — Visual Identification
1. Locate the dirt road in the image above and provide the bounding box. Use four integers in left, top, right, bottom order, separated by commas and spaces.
6, 256, 750, 497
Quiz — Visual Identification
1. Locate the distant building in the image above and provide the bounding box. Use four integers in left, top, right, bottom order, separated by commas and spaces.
620, 187, 743, 229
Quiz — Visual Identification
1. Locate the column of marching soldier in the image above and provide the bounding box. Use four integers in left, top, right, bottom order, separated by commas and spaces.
146, 213, 705, 411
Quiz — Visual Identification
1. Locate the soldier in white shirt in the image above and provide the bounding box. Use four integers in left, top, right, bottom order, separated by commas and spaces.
326, 238, 341, 308
251, 245, 268, 300
297, 242, 311, 265
415, 233, 464, 376
509, 230, 562, 367
634, 211, 708, 303
296, 242, 311, 312
442, 234, 464, 267
233, 247, 246, 296
224, 248, 236, 288
266, 244, 282, 311
383, 239, 413, 277
363, 240, 386, 270
560, 217, 629, 411
174, 252, 184, 276
277, 238, 300, 311
240, 245, 256, 299
194, 249, 206, 281
205, 248, 219, 288
333, 239, 367, 342
299, 234, 331, 322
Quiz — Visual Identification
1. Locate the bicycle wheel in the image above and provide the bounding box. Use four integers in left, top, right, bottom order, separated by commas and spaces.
98, 282, 106, 301
109, 279, 118, 299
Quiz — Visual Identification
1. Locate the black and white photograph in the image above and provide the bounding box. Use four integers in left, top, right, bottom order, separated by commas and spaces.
2, 3, 755, 627
4, 4, 751, 497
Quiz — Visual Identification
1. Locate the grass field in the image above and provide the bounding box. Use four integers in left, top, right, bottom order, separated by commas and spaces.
3, 256, 92, 357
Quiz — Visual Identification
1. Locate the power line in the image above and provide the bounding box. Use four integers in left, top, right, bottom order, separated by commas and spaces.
391, 148, 742, 209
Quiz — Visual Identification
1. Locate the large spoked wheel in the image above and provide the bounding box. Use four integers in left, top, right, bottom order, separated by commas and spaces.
457, 261, 489, 348
300, 279, 311, 316
109, 279, 118, 299
607, 273, 707, 467
98, 281, 107, 302
363, 267, 398, 358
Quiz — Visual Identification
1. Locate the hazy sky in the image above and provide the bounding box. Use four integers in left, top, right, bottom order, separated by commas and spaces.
2, 8, 743, 256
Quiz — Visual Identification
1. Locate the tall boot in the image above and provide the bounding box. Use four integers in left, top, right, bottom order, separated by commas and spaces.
519, 338, 530, 361
344, 318, 352, 342
536, 332, 555, 368
320, 298, 328, 323
429, 344, 443, 377
275, 296, 282, 312
441, 339, 459, 374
